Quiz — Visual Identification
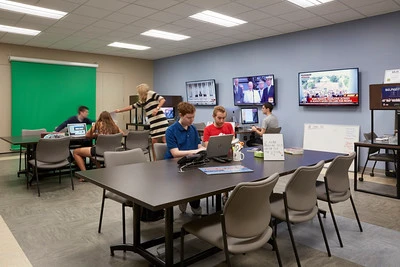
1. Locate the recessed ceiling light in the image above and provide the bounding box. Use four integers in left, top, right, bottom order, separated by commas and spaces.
141, 30, 190, 41
189, 10, 247, 27
0, 0, 67, 19
108, 42, 150, 51
287, 0, 334, 8
0, 24, 40, 36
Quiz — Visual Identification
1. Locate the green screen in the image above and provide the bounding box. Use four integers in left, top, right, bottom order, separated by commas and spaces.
11, 61, 96, 147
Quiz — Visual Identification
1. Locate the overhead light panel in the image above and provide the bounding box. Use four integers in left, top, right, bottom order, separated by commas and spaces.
0, 24, 40, 36
0, 0, 67, 19
189, 10, 247, 27
108, 42, 150, 51
141, 30, 190, 41
287, 0, 334, 8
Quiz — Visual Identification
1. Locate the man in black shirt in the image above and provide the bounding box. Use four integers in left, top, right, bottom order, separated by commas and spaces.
55, 106, 93, 132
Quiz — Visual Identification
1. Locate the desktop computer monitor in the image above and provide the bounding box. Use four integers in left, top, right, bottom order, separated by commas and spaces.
160, 107, 175, 120
241, 108, 259, 125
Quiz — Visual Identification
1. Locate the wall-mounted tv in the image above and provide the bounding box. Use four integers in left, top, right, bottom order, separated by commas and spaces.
186, 79, 217, 106
233, 74, 275, 106
299, 68, 359, 106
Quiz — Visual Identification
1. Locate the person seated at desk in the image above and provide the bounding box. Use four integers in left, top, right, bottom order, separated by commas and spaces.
203, 106, 235, 147
73, 111, 124, 182
165, 102, 206, 215
248, 103, 279, 146
55, 105, 93, 132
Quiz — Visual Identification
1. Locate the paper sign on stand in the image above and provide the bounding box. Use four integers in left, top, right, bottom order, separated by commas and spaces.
263, 134, 284, 160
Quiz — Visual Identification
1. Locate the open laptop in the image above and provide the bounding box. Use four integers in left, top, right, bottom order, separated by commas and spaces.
206, 134, 234, 161
67, 123, 87, 137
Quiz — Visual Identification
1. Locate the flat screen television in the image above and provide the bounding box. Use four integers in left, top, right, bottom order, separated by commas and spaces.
233, 74, 275, 106
160, 107, 175, 120
241, 108, 259, 124
186, 79, 217, 106
298, 68, 359, 106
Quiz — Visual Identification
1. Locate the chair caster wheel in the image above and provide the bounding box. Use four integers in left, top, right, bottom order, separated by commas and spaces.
358, 177, 364, 181
369, 173, 374, 177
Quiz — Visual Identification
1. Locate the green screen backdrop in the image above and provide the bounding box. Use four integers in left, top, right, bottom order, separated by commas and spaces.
11, 61, 96, 141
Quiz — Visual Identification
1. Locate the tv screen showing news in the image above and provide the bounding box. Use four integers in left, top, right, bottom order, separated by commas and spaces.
233, 74, 275, 106
160, 107, 175, 120
298, 68, 359, 106
382, 85, 400, 107
241, 108, 259, 125
186, 79, 217, 106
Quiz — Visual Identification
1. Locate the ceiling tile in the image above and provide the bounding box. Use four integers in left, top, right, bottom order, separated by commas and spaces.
61, 13, 98, 25
296, 16, 333, 28
118, 4, 159, 17
338, 0, 388, 8
36, 0, 80, 12
273, 22, 306, 34
132, 18, 166, 28
356, 0, 400, 16
279, 10, 317, 22
163, 3, 202, 16
234, 0, 281, 9
91, 20, 125, 30
254, 17, 288, 27
212, 2, 252, 15
308, 1, 350, 16
85, 0, 130, 11
185, 0, 231, 9
323, 9, 365, 23
147, 11, 182, 23
236, 10, 272, 22
72, 5, 113, 18
104, 13, 141, 24
0, 10, 24, 21
260, 1, 301, 16
0, 33, 33, 44
133, 0, 180, 10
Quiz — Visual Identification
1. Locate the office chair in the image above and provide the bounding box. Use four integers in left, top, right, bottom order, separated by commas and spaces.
153, 143, 167, 161
125, 130, 151, 161
93, 133, 124, 167
271, 161, 330, 267
180, 173, 282, 267
317, 152, 363, 248
359, 132, 396, 181
19, 128, 47, 177
28, 136, 72, 197
98, 148, 147, 244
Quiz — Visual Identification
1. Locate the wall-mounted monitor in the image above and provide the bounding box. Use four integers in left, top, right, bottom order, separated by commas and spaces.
186, 79, 217, 106
298, 68, 359, 106
241, 108, 259, 125
233, 74, 275, 106
160, 107, 175, 120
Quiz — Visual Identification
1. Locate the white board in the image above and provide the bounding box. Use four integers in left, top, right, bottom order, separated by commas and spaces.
303, 123, 359, 170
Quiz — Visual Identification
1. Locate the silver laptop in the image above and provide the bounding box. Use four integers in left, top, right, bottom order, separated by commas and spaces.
67, 123, 87, 137
206, 134, 234, 158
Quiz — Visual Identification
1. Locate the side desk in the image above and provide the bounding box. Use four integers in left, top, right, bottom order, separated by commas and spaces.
354, 140, 399, 199
76, 149, 341, 266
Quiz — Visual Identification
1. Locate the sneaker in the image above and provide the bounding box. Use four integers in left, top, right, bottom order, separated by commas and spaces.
191, 206, 202, 216
179, 203, 187, 213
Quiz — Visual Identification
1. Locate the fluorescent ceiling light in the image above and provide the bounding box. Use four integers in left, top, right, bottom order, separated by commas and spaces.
141, 30, 190, 41
0, 24, 40, 36
189, 10, 247, 27
287, 0, 334, 8
108, 42, 150, 51
0, 0, 67, 19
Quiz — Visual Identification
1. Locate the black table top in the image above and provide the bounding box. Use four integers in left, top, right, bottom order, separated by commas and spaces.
0, 135, 41, 145
76, 149, 341, 211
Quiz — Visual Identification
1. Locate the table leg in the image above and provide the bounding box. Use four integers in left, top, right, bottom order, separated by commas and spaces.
165, 207, 174, 266
354, 144, 358, 191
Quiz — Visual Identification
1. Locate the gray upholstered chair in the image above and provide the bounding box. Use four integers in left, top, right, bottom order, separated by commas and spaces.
266, 127, 281, 133
28, 136, 72, 197
93, 133, 124, 166
271, 160, 330, 267
19, 128, 47, 176
316, 152, 363, 247
125, 130, 151, 161
99, 148, 147, 244
359, 132, 396, 181
153, 143, 167, 161
180, 173, 282, 267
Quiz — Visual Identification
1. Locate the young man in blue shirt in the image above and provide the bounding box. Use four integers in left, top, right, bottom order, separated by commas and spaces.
165, 102, 206, 215
55, 105, 93, 132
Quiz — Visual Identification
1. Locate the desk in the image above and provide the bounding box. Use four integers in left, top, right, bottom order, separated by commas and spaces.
76, 149, 341, 266
354, 140, 399, 199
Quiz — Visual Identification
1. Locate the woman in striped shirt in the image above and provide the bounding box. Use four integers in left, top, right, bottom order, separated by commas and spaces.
115, 83, 169, 153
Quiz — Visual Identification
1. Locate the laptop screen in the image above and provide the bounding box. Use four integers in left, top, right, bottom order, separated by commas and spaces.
206, 134, 234, 158
67, 123, 87, 136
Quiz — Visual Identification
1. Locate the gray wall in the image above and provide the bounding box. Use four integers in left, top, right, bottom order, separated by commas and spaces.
154, 11, 400, 163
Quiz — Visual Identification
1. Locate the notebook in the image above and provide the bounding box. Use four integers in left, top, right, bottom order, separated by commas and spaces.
67, 123, 87, 137
206, 134, 234, 158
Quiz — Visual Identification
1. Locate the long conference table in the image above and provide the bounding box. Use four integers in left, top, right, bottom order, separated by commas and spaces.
75, 149, 342, 266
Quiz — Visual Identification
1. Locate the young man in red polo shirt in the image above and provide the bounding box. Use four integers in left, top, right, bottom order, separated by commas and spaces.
203, 106, 235, 147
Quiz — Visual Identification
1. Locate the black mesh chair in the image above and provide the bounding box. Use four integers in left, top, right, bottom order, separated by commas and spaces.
359, 132, 397, 181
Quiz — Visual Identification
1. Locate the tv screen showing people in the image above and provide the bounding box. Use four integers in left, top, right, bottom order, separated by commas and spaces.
186, 79, 217, 106
160, 107, 175, 120
298, 68, 359, 106
241, 108, 259, 124
233, 74, 275, 106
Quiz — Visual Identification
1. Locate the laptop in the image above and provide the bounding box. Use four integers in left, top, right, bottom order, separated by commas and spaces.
67, 123, 87, 137
206, 134, 234, 159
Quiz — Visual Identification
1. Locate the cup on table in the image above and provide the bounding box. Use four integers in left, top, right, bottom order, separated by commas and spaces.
233, 151, 244, 161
